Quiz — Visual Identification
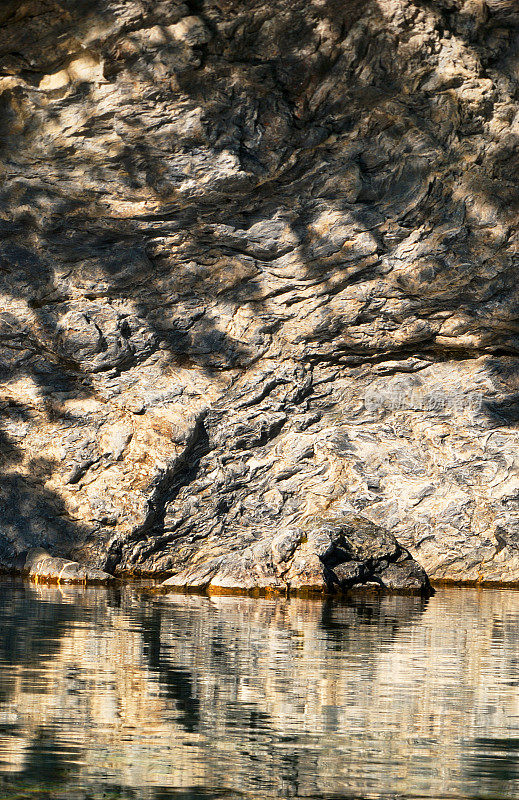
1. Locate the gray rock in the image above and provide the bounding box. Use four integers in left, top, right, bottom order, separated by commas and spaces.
1, 0, 519, 591
160, 516, 430, 595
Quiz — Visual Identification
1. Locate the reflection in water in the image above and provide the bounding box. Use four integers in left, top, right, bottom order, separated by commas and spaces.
2, 584, 519, 798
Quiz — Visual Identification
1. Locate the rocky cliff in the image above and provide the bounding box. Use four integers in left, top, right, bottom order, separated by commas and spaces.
1, 0, 519, 591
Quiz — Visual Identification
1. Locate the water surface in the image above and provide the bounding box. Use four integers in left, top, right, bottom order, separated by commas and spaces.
1, 581, 519, 799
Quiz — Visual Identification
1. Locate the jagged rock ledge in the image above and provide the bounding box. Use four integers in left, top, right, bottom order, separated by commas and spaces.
159, 516, 433, 596
3, 534, 430, 597
15, 516, 433, 595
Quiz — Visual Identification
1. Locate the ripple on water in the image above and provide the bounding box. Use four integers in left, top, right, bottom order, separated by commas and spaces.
1, 581, 519, 799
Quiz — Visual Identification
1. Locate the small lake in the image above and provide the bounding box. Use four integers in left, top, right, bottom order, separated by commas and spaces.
1, 581, 519, 799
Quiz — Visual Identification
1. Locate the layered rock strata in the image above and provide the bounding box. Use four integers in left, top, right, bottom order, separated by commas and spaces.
0, 0, 519, 589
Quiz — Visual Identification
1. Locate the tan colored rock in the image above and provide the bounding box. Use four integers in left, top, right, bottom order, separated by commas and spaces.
167, 16, 212, 45
0, 0, 519, 589
39, 53, 104, 90
24, 548, 114, 584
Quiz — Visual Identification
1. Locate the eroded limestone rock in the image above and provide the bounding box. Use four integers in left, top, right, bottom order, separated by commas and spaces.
1, 0, 519, 589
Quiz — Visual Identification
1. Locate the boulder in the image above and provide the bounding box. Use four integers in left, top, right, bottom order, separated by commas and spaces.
24, 549, 114, 585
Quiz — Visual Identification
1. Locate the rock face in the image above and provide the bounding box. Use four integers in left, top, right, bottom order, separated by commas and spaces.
1, 0, 519, 590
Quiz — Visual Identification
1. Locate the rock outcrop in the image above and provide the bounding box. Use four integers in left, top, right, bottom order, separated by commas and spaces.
1, 0, 519, 590
24, 547, 114, 584
162, 516, 430, 594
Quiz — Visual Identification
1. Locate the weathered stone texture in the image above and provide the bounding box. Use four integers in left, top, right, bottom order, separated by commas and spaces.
1, 0, 519, 589
24, 547, 114, 583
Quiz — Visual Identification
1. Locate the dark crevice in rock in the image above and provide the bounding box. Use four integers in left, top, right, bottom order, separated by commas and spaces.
105, 413, 211, 573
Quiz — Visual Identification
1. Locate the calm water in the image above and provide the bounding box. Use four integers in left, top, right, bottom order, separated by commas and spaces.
2, 584, 519, 799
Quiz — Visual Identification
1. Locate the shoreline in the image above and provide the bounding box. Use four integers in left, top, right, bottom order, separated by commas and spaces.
5, 567, 519, 596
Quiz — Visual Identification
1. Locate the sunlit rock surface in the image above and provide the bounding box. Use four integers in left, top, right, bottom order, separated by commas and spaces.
1, 0, 519, 585
24, 547, 114, 583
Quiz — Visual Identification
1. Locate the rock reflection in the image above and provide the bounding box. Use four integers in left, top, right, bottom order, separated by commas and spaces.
2, 583, 519, 799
